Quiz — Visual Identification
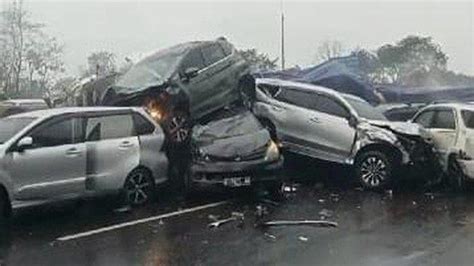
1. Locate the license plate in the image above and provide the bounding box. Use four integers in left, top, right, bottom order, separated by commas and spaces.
223, 176, 251, 187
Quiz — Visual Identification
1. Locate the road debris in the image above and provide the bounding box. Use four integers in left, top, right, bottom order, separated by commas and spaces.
424, 193, 435, 200
281, 183, 299, 193
330, 193, 340, 202
258, 220, 338, 228
318, 199, 326, 204
385, 189, 393, 199
260, 198, 280, 207
264, 232, 277, 241
298, 236, 309, 242
319, 209, 334, 219
208, 212, 244, 228
113, 205, 132, 213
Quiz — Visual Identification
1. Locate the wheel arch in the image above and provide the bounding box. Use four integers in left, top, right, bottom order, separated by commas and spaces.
0, 184, 12, 217
355, 142, 403, 165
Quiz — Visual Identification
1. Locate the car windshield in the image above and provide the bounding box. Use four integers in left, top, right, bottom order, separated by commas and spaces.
115, 46, 189, 93
344, 96, 387, 121
193, 112, 263, 141
461, 110, 474, 129
0, 117, 35, 144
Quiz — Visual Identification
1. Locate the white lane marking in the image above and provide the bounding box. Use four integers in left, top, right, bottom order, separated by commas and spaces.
57, 201, 228, 242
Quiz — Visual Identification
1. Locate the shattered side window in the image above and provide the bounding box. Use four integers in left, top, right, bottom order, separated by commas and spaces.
180, 49, 206, 71
461, 110, 474, 129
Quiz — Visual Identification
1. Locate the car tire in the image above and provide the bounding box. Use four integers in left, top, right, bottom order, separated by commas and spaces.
123, 168, 155, 206
355, 150, 394, 190
164, 109, 192, 147
448, 159, 466, 192
238, 75, 255, 109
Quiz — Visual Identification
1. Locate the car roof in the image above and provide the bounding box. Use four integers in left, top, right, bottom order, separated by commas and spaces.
256, 78, 367, 103
422, 102, 474, 111
8, 107, 143, 119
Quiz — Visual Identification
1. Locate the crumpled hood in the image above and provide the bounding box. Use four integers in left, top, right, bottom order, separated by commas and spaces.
197, 129, 270, 159
368, 120, 424, 136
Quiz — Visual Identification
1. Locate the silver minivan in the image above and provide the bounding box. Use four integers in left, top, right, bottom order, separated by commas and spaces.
0, 107, 168, 220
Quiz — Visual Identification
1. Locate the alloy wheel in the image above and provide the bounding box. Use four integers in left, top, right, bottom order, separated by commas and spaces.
125, 171, 152, 206
360, 156, 388, 187
168, 115, 189, 143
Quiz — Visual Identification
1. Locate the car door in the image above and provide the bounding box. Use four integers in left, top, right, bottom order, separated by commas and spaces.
296, 91, 355, 163
199, 43, 234, 113
266, 86, 311, 149
5, 115, 86, 200
177, 47, 208, 117
413, 108, 457, 160
84, 111, 140, 191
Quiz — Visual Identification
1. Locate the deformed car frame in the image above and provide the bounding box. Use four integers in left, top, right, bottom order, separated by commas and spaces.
185, 108, 283, 192
101, 38, 251, 146
252, 78, 438, 189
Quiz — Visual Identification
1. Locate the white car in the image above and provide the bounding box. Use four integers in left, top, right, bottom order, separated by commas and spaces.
0, 107, 168, 221
411, 103, 474, 189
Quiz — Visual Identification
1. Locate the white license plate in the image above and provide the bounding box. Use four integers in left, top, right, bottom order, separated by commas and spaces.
223, 176, 251, 187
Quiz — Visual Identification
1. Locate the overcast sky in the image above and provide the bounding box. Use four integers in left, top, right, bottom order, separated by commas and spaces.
13, 0, 474, 75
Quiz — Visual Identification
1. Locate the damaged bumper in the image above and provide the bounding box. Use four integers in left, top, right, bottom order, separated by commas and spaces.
190, 157, 284, 187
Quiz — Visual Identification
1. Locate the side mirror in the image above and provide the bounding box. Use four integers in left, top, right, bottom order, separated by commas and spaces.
348, 115, 358, 128
181, 67, 199, 81
16, 136, 33, 152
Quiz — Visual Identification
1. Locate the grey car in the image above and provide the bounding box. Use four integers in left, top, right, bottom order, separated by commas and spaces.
253, 78, 436, 189
0, 107, 168, 221
102, 38, 251, 145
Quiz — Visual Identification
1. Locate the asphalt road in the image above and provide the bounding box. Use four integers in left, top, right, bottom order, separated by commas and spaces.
1, 154, 474, 266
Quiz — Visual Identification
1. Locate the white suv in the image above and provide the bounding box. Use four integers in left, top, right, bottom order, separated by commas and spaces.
412, 103, 474, 189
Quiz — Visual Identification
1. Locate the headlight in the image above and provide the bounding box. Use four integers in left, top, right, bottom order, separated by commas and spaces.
264, 140, 280, 161
149, 109, 163, 121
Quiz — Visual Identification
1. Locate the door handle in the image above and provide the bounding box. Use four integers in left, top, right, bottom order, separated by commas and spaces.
119, 141, 134, 148
65, 147, 81, 156
310, 117, 321, 123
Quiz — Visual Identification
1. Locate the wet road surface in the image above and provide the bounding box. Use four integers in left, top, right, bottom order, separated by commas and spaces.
1, 154, 474, 266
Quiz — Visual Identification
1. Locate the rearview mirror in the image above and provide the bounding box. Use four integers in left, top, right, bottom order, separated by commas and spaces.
17, 136, 33, 152
182, 67, 199, 81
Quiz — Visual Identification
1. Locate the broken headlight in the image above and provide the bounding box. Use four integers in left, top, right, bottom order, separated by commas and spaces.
264, 140, 280, 161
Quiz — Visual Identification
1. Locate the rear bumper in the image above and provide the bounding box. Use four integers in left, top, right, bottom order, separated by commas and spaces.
190, 157, 284, 187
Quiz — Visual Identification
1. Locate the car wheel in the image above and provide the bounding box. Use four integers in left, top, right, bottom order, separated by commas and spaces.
165, 109, 191, 146
123, 169, 155, 206
448, 159, 466, 191
355, 150, 394, 189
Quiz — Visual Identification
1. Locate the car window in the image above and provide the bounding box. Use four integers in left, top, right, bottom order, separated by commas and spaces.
461, 110, 474, 129
431, 110, 455, 129
86, 114, 135, 141
274, 88, 303, 106
133, 113, 155, 135
220, 43, 232, 56
180, 49, 206, 71
201, 43, 226, 66
312, 94, 350, 118
29, 117, 80, 148
414, 110, 435, 128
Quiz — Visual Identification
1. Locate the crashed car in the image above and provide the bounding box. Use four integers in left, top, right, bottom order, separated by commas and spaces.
411, 103, 474, 190
253, 78, 435, 189
186, 109, 283, 191
376, 103, 426, 122
101, 37, 251, 145
0, 99, 49, 118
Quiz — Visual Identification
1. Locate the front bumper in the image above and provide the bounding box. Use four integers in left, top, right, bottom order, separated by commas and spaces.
457, 159, 474, 180
190, 156, 284, 187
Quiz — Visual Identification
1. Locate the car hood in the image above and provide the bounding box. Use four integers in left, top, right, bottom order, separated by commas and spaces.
368, 120, 424, 137
196, 130, 270, 159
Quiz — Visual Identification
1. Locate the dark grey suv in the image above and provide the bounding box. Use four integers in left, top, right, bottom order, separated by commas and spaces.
102, 38, 251, 145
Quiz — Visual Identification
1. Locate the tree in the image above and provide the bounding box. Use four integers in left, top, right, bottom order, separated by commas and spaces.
315, 40, 345, 63
85, 51, 117, 77
376, 36, 448, 84
0, 0, 64, 98
237, 49, 278, 71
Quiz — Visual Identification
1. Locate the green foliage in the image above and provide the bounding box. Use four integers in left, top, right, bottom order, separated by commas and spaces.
238, 49, 278, 71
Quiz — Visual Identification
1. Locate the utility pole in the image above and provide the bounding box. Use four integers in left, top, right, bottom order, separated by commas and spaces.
280, 1, 285, 70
